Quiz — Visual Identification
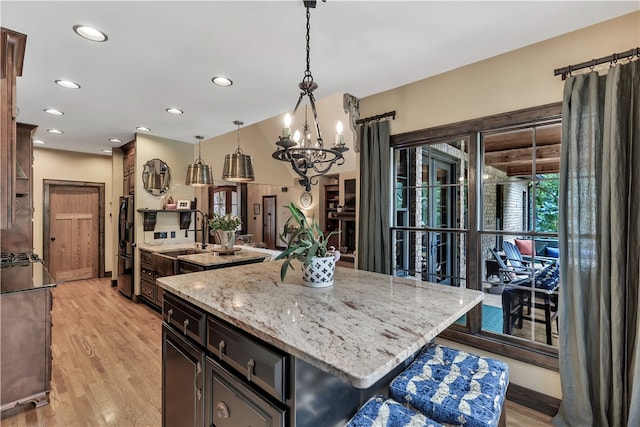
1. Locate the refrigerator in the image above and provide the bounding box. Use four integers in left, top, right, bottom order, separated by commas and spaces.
117, 195, 134, 298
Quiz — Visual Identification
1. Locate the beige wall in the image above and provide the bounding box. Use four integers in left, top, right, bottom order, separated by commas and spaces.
33, 147, 115, 274
359, 11, 639, 400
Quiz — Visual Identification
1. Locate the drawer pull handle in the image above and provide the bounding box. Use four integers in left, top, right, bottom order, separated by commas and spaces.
166, 308, 173, 323
247, 358, 255, 382
218, 340, 226, 359
182, 318, 189, 335
215, 401, 230, 419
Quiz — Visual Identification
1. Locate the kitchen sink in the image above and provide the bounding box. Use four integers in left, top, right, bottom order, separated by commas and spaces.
158, 249, 207, 258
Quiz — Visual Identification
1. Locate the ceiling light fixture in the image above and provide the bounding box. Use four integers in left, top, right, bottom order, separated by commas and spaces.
109, 138, 122, 143
136, 126, 151, 132
271, 1, 347, 191
185, 136, 213, 187
33, 140, 46, 145
73, 25, 108, 42
55, 80, 80, 89
102, 148, 112, 154
47, 128, 63, 134
211, 76, 233, 87
222, 120, 255, 182
44, 108, 64, 115
166, 108, 183, 115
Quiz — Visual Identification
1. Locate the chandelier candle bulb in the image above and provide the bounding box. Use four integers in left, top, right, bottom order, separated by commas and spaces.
335, 121, 344, 147
283, 113, 292, 138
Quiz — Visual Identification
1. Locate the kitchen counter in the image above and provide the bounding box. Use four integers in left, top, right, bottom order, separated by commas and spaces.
176, 250, 268, 267
0, 262, 57, 294
157, 261, 483, 389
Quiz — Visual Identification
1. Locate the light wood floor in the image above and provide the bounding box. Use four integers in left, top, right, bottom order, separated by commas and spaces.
1, 278, 553, 426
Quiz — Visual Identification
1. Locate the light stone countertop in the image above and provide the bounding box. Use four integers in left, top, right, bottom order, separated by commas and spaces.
137, 242, 207, 253
177, 250, 268, 267
156, 261, 483, 389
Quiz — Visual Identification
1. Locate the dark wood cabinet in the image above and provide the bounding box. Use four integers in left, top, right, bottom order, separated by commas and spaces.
1, 27, 27, 232
162, 324, 205, 427
323, 184, 340, 249
121, 140, 135, 195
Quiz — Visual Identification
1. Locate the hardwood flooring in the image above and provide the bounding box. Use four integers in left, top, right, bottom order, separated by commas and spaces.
1, 278, 553, 426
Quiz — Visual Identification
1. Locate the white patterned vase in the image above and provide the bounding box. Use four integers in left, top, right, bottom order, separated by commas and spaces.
216, 230, 236, 250
302, 256, 336, 288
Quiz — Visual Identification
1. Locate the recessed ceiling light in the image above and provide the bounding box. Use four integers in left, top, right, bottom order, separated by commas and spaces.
212, 76, 233, 87
136, 126, 150, 132
47, 128, 64, 134
44, 108, 64, 115
102, 148, 112, 154
109, 138, 122, 143
33, 139, 46, 145
166, 108, 183, 115
55, 80, 81, 89
73, 25, 108, 42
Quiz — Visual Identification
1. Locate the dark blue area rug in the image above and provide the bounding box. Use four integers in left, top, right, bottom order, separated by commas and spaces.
455, 305, 503, 334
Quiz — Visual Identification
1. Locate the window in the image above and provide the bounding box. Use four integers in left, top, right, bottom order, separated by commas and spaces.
391, 103, 562, 369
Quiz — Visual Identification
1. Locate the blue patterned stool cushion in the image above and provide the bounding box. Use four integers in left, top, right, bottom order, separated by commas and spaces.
346, 395, 443, 427
389, 344, 509, 427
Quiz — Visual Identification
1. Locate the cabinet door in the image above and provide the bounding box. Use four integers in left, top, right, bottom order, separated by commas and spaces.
206, 358, 285, 427
162, 324, 204, 427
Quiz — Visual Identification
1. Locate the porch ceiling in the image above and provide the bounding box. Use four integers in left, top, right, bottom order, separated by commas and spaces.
484, 123, 561, 176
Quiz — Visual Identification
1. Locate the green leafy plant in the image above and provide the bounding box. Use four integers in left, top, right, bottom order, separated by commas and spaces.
208, 213, 242, 231
274, 203, 340, 281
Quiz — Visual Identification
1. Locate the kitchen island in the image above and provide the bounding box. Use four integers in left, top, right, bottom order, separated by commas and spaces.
157, 261, 483, 426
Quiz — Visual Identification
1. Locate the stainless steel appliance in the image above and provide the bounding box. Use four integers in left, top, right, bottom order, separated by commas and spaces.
117, 195, 134, 298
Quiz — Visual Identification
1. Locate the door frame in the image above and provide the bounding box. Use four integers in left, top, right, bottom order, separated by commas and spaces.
43, 179, 106, 278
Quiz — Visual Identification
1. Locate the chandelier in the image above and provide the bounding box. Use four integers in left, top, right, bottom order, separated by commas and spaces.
272, 1, 347, 192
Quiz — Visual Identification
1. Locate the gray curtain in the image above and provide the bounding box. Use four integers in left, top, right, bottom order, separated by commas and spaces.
357, 121, 391, 274
554, 61, 639, 427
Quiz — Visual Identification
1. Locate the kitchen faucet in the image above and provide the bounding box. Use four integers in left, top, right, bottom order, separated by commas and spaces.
194, 210, 209, 250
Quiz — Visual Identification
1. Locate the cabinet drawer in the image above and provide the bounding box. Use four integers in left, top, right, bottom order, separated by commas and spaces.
207, 318, 287, 402
140, 279, 155, 301
139, 250, 153, 267
207, 358, 285, 427
140, 267, 155, 281
163, 293, 206, 346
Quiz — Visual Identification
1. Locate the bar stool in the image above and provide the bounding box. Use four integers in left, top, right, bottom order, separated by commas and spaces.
389, 344, 509, 427
346, 395, 443, 427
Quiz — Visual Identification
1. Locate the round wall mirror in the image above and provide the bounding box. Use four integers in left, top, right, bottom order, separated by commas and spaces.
142, 158, 171, 195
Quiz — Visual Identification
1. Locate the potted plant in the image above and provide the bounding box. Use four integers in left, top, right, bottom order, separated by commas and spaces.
275, 202, 340, 287
209, 213, 242, 250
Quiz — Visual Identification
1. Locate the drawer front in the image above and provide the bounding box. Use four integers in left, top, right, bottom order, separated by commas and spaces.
139, 250, 153, 267
207, 318, 286, 402
141, 267, 155, 281
163, 293, 206, 346
140, 279, 156, 301
207, 358, 285, 427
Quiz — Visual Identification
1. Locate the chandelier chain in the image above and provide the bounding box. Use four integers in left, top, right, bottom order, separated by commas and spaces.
305, 7, 312, 81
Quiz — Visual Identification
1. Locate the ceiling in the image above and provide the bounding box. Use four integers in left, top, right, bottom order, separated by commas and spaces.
2, 1, 638, 155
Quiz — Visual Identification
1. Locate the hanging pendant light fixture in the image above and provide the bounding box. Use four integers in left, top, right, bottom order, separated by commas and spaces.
222, 120, 255, 182
272, 1, 347, 192
185, 135, 213, 186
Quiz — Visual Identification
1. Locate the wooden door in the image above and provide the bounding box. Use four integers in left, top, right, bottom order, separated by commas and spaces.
48, 185, 99, 281
262, 196, 276, 249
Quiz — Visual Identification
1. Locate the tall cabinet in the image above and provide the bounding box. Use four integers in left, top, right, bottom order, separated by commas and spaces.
1, 27, 27, 238
323, 184, 340, 249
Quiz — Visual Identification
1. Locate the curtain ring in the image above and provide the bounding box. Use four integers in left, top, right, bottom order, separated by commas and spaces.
589, 59, 596, 70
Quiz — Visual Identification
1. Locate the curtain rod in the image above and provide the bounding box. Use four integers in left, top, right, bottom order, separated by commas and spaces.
356, 110, 396, 125
554, 47, 640, 80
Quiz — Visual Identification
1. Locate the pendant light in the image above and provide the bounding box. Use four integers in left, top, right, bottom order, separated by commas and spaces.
185, 135, 213, 186
222, 120, 255, 182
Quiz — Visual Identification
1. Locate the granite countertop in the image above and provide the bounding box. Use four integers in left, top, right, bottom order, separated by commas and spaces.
157, 261, 483, 389
177, 250, 268, 267
137, 242, 208, 253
